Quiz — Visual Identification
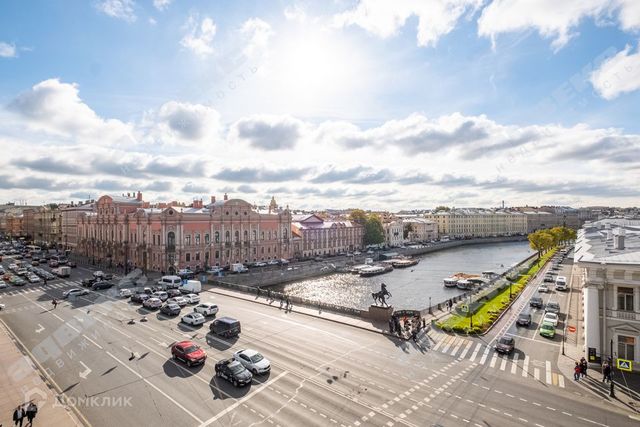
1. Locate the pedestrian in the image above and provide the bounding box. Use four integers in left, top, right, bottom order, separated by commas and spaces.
574, 361, 581, 381
26, 401, 37, 425
388, 318, 394, 334
580, 357, 588, 378
286, 297, 291, 311
279, 297, 284, 309
43, 278, 47, 286
422, 318, 426, 329
13, 405, 24, 427
602, 362, 611, 383
52, 298, 58, 309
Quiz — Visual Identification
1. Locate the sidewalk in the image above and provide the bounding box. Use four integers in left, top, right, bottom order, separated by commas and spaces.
558, 264, 640, 413
0, 320, 85, 426
204, 285, 449, 338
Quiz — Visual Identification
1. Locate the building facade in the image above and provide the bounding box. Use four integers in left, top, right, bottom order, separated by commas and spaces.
60, 202, 95, 250
383, 219, 404, 247
577, 219, 640, 371
291, 214, 363, 258
424, 209, 527, 239
77, 193, 292, 273
402, 218, 438, 242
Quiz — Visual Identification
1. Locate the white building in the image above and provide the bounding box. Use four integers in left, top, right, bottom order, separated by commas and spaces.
383, 219, 404, 247
402, 218, 438, 243
577, 219, 640, 371
424, 208, 527, 239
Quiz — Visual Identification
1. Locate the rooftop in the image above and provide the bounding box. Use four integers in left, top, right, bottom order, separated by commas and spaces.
575, 218, 640, 266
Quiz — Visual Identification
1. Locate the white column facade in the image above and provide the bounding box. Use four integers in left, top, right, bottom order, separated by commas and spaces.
584, 285, 601, 357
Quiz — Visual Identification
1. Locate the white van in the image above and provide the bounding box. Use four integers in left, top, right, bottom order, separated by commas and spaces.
179, 280, 201, 294
555, 276, 567, 291
231, 263, 248, 273
158, 275, 182, 289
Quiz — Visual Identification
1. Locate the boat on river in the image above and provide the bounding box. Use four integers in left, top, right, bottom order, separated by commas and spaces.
391, 258, 419, 268
359, 264, 393, 277
443, 277, 458, 288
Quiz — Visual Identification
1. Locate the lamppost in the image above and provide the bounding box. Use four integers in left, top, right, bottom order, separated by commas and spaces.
429, 297, 432, 315
610, 338, 615, 397
468, 293, 473, 328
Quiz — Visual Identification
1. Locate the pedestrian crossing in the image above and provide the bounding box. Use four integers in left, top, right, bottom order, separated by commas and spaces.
0, 280, 77, 297
427, 329, 566, 388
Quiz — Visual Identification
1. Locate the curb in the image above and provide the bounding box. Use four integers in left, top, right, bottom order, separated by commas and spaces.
0, 319, 91, 427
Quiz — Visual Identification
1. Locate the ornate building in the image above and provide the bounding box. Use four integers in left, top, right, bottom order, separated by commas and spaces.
291, 214, 364, 258
77, 192, 292, 273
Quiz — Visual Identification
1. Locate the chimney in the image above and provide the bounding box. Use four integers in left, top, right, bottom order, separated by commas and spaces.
211, 195, 216, 204
614, 228, 626, 250
136, 191, 142, 201
224, 193, 228, 201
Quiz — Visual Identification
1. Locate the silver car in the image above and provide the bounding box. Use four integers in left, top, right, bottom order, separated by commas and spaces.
233, 349, 271, 375
143, 297, 163, 309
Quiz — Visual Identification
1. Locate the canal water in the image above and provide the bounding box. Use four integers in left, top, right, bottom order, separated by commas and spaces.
268, 241, 534, 310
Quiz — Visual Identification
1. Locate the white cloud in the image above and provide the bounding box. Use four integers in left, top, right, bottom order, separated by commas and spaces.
230, 115, 306, 150
153, 0, 172, 11
478, 0, 640, 50
181, 15, 217, 57
590, 43, 640, 99
333, 0, 482, 47
0, 42, 17, 58
240, 18, 274, 59
148, 17, 157, 25
284, 4, 307, 22
96, 0, 136, 23
154, 101, 221, 141
7, 78, 134, 143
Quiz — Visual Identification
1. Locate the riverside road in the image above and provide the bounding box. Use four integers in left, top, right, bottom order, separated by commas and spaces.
0, 260, 638, 426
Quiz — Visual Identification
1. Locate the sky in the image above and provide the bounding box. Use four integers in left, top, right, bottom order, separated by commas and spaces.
0, 0, 639, 210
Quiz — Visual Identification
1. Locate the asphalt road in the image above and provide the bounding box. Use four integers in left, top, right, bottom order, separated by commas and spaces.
1, 256, 638, 427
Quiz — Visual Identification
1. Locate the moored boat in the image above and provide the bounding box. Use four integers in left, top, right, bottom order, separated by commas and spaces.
443, 277, 458, 287
391, 258, 419, 268
359, 264, 393, 277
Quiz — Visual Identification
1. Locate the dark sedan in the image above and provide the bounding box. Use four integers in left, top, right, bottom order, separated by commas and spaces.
495, 336, 515, 354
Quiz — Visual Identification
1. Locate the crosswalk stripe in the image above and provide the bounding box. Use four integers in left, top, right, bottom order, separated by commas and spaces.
511, 353, 519, 375
432, 335, 447, 352
499, 356, 507, 371
552, 372, 558, 386
469, 343, 482, 362
545, 362, 552, 384
451, 338, 464, 356
522, 356, 529, 378
558, 375, 565, 388
459, 340, 473, 359
479, 346, 490, 365
489, 353, 498, 368
441, 336, 456, 354
534, 368, 540, 381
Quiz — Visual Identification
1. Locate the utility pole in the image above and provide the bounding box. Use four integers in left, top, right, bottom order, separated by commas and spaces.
610, 338, 615, 397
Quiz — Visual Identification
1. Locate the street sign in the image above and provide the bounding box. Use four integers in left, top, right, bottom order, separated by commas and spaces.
617, 358, 633, 372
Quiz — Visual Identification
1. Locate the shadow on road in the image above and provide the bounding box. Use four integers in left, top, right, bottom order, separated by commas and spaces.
209, 375, 250, 400
162, 359, 204, 378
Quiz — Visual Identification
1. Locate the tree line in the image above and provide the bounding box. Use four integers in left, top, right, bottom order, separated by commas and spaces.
349, 209, 385, 246
528, 226, 577, 258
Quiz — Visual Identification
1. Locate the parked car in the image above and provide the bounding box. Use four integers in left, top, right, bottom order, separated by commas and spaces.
143, 297, 163, 309
119, 289, 133, 298
495, 336, 515, 354
0, 280, 7, 289
183, 293, 200, 304
544, 275, 554, 283
10, 276, 25, 286
48, 260, 58, 268
233, 349, 271, 375
194, 303, 218, 317
167, 296, 188, 307
27, 274, 41, 283
210, 317, 241, 337
538, 284, 550, 293
93, 271, 113, 280
152, 291, 169, 302
215, 359, 252, 386
542, 312, 559, 327
171, 340, 206, 367
516, 312, 531, 326
161, 303, 181, 316
539, 322, 556, 338
529, 297, 543, 308
157, 275, 182, 289
181, 312, 206, 326
82, 278, 98, 287
131, 293, 150, 303
92, 281, 114, 290
166, 288, 182, 298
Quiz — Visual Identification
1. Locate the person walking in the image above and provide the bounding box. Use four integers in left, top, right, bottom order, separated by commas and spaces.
13, 405, 24, 427
602, 362, 612, 383
580, 357, 588, 378
388, 318, 395, 334
26, 401, 37, 425
52, 298, 58, 309
574, 361, 581, 381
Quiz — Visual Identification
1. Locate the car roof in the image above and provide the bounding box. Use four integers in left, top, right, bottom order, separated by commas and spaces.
238, 349, 258, 357
176, 340, 196, 348
218, 316, 239, 323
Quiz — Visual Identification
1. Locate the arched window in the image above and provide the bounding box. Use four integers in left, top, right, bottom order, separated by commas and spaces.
195, 233, 200, 245
167, 232, 175, 247
185, 234, 191, 246
283, 229, 288, 239
214, 232, 219, 243
253, 230, 257, 241
235, 230, 240, 242
205, 233, 210, 244
243, 230, 248, 241
225, 231, 230, 242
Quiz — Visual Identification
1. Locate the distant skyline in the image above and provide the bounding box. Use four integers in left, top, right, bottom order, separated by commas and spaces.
1, 0, 639, 209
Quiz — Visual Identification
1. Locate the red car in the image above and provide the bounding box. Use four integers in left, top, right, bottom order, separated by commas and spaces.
171, 341, 207, 367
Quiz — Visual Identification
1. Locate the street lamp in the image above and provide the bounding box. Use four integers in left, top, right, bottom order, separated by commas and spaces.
468, 293, 473, 328
610, 338, 615, 397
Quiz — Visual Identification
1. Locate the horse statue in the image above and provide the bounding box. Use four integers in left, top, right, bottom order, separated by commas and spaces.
371, 283, 392, 307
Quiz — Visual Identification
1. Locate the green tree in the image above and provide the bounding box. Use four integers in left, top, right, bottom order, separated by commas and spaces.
403, 223, 414, 239
349, 209, 367, 225
364, 214, 385, 245
434, 206, 450, 212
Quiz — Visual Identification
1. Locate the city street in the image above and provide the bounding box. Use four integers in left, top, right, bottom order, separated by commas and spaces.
1, 258, 638, 427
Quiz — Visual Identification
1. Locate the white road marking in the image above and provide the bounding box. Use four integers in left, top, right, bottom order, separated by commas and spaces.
534, 368, 540, 381
450, 338, 463, 356
489, 352, 498, 368
105, 351, 203, 424
522, 355, 529, 377
511, 353, 519, 374
499, 356, 507, 371
469, 343, 482, 362
558, 375, 565, 388
441, 336, 455, 353
479, 346, 490, 365
545, 361, 552, 384
459, 340, 473, 359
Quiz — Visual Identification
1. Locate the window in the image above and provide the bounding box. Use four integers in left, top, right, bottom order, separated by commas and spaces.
633, 272, 640, 281
225, 231, 230, 242
205, 234, 210, 244
215, 250, 219, 258
253, 230, 257, 241
244, 230, 248, 241
596, 269, 606, 279
214, 231, 219, 243
235, 230, 240, 242
195, 234, 201, 245
185, 234, 191, 246
617, 287, 635, 311
261, 231, 265, 240
195, 252, 200, 261
186, 253, 191, 262
618, 335, 635, 360
614, 270, 625, 280
167, 232, 175, 247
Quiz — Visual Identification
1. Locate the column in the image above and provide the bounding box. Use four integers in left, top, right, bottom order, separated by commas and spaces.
584, 285, 601, 358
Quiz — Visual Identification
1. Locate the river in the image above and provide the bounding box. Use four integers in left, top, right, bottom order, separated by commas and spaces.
268, 241, 534, 310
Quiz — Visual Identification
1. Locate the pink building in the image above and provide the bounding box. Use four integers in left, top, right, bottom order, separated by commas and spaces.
77, 192, 292, 273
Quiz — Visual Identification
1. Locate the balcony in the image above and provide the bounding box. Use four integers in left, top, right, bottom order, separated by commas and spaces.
605, 308, 640, 322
